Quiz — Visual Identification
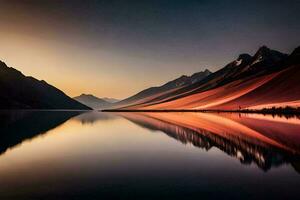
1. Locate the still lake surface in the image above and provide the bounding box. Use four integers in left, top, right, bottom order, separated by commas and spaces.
0, 111, 299, 200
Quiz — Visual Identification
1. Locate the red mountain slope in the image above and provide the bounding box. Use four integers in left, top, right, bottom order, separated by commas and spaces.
122, 46, 299, 111
134, 65, 299, 110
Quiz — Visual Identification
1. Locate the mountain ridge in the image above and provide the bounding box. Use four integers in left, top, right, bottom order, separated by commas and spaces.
74, 94, 113, 109
113, 69, 212, 108
0, 61, 91, 110
115, 45, 299, 110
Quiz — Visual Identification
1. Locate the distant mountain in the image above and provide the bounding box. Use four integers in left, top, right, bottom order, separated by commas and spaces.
0, 61, 90, 110
74, 94, 113, 109
118, 46, 299, 110
113, 69, 211, 108
102, 97, 119, 103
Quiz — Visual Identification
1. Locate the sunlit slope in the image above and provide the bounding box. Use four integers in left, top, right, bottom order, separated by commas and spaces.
213, 64, 300, 110
123, 46, 299, 110
141, 71, 280, 110
112, 70, 211, 108
142, 64, 300, 110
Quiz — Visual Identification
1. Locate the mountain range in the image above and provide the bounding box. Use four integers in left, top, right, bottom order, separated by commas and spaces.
74, 94, 115, 109
73, 70, 212, 110
102, 97, 119, 103
0, 61, 90, 110
110, 45, 300, 111
112, 69, 212, 108
1, 45, 299, 111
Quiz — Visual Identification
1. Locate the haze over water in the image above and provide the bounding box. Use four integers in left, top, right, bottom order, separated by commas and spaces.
0, 111, 299, 199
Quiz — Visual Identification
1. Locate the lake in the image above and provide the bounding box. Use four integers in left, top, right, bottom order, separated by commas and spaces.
0, 111, 299, 200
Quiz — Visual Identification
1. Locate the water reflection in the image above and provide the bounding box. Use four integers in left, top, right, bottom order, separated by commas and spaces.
74, 111, 118, 125
2, 111, 299, 172
118, 112, 300, 172
0, 111, 82, 155
0, 111, 299, 199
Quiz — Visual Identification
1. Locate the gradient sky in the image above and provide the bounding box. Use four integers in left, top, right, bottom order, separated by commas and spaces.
0, 0, 299, 99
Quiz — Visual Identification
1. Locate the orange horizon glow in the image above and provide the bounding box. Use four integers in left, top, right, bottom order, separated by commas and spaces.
0, 32, 213, 100
0, 1, 299, 102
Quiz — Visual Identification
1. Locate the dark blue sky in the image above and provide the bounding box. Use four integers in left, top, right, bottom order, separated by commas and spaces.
0, 0, 299, 98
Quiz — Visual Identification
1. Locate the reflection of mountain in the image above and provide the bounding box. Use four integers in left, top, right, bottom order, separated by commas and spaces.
0, 111, 82, 155
74, 111, 118, 124
120, 112, 300, 172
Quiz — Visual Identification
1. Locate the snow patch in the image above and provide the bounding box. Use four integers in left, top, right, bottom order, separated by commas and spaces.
251, 56, 263, 65
234, 59, 242, 66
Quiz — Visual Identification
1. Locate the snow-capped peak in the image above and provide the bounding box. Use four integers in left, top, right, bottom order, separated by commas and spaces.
234, 59, 242, 66
251, 55, 263, 65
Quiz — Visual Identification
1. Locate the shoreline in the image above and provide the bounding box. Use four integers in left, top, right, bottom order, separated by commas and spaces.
101, 107, 300, 116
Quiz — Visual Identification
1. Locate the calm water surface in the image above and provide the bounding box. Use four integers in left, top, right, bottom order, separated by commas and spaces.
0, 111, 299, 200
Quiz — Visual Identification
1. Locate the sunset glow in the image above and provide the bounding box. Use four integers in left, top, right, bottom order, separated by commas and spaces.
0, 1, 299, 99
0, 1, 299, 199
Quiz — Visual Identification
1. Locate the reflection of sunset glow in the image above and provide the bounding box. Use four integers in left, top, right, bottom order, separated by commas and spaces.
0, 111, 299, 198
119, 112, 300, 154
248, 100, 300, 110
234, 113, 300, 125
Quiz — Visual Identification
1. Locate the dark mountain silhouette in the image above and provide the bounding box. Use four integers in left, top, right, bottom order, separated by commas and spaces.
117, 46, 299, 110
0, 61, 91, 110
74, 94, 113, 109
285, 46, 300, 65
113, 69, 211, 108
0, 111, 82, 155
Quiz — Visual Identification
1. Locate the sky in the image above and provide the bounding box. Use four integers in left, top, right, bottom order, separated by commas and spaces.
0, 0, 299, 99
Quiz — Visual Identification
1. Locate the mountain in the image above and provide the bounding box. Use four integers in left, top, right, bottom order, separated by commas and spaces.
0, 61, 90, 110
74, 94, 113, 109
102, 97, 119, 103
136, 46, 288, 107
118, 46, 299, 110
113, 69, 211, 108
